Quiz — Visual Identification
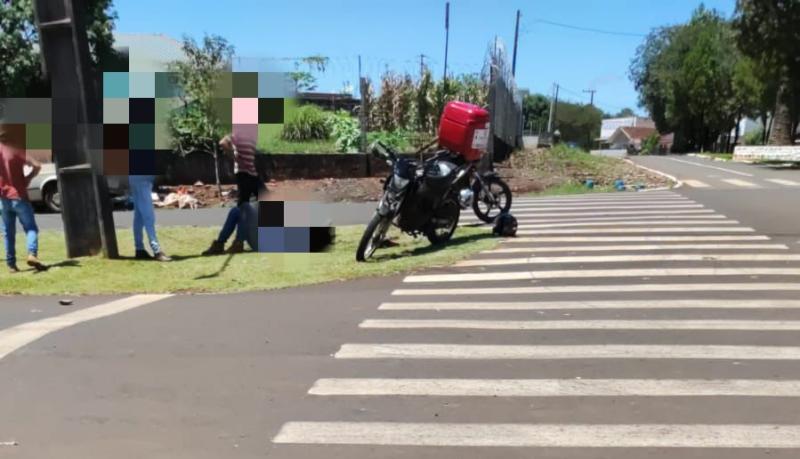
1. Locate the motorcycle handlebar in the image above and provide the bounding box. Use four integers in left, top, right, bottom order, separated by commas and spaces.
370, 141, 398, 162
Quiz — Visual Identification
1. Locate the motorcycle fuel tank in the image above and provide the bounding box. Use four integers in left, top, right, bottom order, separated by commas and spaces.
438, 101, 490, 162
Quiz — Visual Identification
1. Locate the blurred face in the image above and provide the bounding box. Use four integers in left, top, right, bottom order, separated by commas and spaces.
0, 123, 25, 148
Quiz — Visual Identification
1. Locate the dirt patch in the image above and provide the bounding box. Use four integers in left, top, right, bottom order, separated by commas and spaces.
498, 147, 672, 193
157, 147, 673, 206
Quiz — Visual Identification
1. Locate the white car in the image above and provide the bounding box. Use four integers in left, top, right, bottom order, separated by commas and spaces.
27, 163, 129, 213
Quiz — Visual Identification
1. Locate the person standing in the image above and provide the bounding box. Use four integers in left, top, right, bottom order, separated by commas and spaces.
129, 174, 171, 261
0, 122, 45, 273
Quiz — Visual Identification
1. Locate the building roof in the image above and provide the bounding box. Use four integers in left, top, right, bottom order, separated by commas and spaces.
618, 126, 657, 141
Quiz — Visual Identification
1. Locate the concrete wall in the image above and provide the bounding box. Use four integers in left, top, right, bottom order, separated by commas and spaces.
591, 149, 627, 158
733, 146, 800, 162
155, 151, 410, 185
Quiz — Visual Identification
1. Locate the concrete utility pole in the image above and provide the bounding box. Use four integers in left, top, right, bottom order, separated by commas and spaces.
547, 83, 560, 133
418, 54, 428, 78
32, 0, 118, 258
443, 2, 450, 81
512, 9, 521, 76
583, 89, 596, 106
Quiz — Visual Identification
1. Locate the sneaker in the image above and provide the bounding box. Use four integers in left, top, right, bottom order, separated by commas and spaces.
153, 252, 172, 262
8, 265, 20, 274
202, 240, 225, 256
135, 250, 153, 260
26, 254, 46, 271
226, 240, 245, 254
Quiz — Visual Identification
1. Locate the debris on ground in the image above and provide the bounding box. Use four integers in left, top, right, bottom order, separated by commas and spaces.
155, 147, 672, 208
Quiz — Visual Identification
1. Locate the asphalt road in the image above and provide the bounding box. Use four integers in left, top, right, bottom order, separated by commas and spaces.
34, 202, 376, 230
2, 156, 800, 458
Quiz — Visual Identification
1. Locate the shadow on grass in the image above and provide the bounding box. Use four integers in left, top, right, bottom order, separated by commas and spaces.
31, 259, 80, 274
194, 252, 235, 280
370, 231, 495, 262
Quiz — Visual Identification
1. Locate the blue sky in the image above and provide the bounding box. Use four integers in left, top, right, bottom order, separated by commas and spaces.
114, 0, 736, 116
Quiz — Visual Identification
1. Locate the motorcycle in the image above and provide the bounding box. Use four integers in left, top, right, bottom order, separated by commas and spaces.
455, 161, 513, 223
355, 142, 465, 262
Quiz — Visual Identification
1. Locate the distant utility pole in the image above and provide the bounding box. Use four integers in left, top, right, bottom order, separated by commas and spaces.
418, 54, 428, 78
443, 2, 450, 81
583, 89, 596, 106
357, 55, 362, 95
547, 83, 560, 133
512, 9, 521, 76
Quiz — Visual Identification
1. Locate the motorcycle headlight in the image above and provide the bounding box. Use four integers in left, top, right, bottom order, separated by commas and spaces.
392, 174, 410, 189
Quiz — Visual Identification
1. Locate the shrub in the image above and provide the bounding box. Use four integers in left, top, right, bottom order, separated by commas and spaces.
281, 105, 331, 141
640, 132, 661, 155
368, 130, 411, 152
743, 127, 764, 145
327, 111, 361, 153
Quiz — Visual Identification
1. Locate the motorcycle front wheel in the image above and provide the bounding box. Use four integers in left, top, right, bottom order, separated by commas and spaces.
356, 213, 392, 262
425, 199, 460, 245
472, 177, 512, 223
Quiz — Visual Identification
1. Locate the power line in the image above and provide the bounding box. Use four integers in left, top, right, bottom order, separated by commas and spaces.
527, 18, 647, 38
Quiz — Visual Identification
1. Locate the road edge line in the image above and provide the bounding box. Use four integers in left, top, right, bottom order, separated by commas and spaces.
624, 158, 683, 190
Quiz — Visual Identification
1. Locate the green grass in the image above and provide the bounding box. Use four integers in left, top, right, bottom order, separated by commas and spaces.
257, 124, 338, 154
0, 225, 496, 295
694, 152, 733, 161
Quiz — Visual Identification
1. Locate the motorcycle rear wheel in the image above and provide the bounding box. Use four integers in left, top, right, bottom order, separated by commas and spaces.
472, 177, 512, 223
425, 199, 460, 245
356, 213, 391, 262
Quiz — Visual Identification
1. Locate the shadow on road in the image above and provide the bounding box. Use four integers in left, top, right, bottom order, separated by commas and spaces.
371, 231, 495, 262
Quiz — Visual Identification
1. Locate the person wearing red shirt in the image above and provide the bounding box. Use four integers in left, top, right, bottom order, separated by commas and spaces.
0, 121, 45, 273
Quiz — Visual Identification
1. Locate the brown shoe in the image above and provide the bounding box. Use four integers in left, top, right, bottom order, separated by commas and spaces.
153, 252, 172, 262
26, 254, 47, 271
202, 240, 225, 256
226, 240, 245, 254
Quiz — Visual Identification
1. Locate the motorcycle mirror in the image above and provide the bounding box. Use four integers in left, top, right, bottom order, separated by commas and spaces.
385, 159, 392, 166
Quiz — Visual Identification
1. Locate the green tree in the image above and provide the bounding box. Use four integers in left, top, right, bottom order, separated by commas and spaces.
0, 0, 117, 97
734, 0, 800, 145
168, 35, 234, 195
554, 100, 603, 150
288, 55, 330, 92
630, 7, 741, 152
612, 108, 636, 118
522, 93, 549, 133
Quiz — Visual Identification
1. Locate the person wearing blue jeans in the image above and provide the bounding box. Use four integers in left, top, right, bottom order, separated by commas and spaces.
129, 175, 171, 262
1, 121, 45, 272
0, 198, 42, 271
201, 203, 255, 255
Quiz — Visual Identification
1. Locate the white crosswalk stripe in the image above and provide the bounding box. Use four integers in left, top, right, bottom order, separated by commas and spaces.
393, 283, 800, 295
274, 423, 800, 448
722, 178, 760, 188
766, 178, 800, 187
517, 220, 739, 228
309, 378, 800, 397
404, 268, 800, 283
378, 299, 800, 310
511, 235, 769, 242
273, 191, 800, 452
683, 179, 711, 188
484, 243, 789, 253
359, 319, 800, 331
456, 253, 800, 266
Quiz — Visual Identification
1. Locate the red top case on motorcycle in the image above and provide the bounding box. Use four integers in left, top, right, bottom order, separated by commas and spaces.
438, 101, 490, 162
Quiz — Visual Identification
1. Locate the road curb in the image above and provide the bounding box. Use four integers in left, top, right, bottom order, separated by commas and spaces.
624, 158, 683, 191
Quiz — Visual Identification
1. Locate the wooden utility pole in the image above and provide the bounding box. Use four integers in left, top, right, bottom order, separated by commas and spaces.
32, 0, 118, 258
359, 76, 369, 153
443, 2, 450, 81
583, 89, 596, 106
512, 9, 521, 76
547, 83, 560, 133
